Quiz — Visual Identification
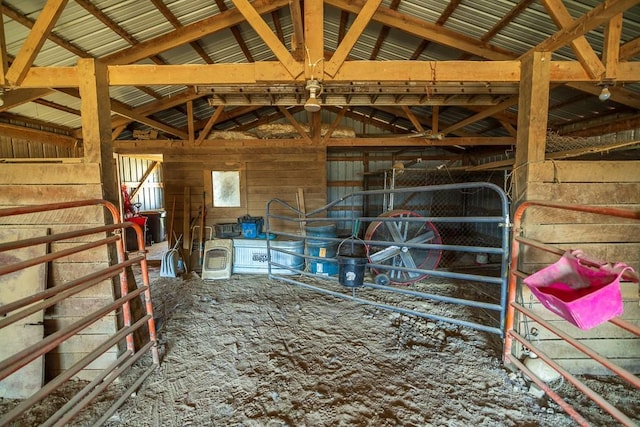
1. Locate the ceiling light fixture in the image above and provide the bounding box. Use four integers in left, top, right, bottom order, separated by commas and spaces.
597, 80, 614, 102
304, 79, 322, 112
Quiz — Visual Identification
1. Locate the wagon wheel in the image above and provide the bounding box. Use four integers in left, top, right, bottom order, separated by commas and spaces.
365, 210, 442, 284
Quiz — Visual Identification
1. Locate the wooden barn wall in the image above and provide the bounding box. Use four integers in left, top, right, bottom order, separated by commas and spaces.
518, 159, 640, 375
0, 162, 118, 381
161, 142, 327, 244
0, 133, 76, 159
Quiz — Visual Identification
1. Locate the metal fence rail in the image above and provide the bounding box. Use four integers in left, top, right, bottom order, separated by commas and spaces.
504, 201, 640, 427
266, 182, 511, 336
0, 199, 158, 426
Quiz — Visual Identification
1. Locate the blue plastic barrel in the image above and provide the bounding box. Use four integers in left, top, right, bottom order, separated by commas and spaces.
305, 221, 338, 276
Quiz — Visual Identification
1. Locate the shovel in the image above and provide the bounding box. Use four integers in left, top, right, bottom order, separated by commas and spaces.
160, 235, 182, 278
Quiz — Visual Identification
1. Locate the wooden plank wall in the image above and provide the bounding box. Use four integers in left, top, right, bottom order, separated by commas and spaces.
0, 162, 118, 380
517, 160, 640, 375
163, 141, 327, 245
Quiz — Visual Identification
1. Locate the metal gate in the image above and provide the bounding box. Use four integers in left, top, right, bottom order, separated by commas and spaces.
265, 182, 511, 336
0, 199, 158, 426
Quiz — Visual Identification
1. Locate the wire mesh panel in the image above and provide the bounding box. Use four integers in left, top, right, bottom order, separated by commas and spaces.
364, 167, 506, 268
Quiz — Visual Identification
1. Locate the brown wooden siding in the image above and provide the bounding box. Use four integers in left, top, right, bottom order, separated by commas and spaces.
0, 162, 118, 381
163, 142, 327, 244
518, 160, 640, 375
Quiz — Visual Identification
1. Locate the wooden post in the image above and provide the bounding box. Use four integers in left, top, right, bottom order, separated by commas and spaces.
78, 58, 118, 205
183, 187, 191, 251
513, 51, 551, 205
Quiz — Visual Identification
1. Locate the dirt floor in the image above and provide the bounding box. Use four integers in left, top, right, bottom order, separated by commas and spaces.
2, 264, 639, 426
108, 266, 638, 426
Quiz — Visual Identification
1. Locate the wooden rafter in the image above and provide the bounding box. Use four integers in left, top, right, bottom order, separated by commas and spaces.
325, 0, 515, 61
603, 14, 623, 79
529, 0, 640, 54
278, 106, 312, 143
6, 0, 69, 85
150, 0, 214, 64
0, 122, 76, 147
411, 0, 461, 60
196, 105, 225, 145
289, 0, 304, 60
2, 3, 88, 58
304, 0, 324, 80
214, 0, 254, 62
325, 0, 384, 77
370, 0, 401, 60
541, 0, 605, 79
441, 96, 519, 135
101, 0, 288, 65
401, 106, 425, 133
74, 0, 167, 66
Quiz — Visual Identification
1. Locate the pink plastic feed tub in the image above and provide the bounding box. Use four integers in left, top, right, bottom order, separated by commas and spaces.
523, 250, 633, 330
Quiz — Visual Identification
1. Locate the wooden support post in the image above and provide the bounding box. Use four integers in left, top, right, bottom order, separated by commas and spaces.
183, 187, 191, 252
78, 58, 118, 206
513, 51, 550, 205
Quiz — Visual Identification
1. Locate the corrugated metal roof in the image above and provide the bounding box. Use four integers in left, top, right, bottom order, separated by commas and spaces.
0, 0, 638, 149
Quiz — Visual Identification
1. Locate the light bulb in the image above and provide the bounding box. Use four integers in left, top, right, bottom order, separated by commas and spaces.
598, 86, 611, 102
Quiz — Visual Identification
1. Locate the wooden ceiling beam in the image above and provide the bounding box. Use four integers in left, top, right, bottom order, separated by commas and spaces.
410, 0, 461, 60
6, 0, 68, 85
603, 14, 623, 79
401, 106, 425, 133
541, 0, 605, 79
196, 105, 225, 145
0, 122, 76, 147
215, 0, 254, 62
16, 60, 640, 89
326, 136, 515, 148
110, 103, 189, 140
325, 0, 515, 61
101, 0, 288, 65
231, 0, 300, 76
2, 3, 88, 59
0, 9, 6, 85
33, 98, 81, 116
325, 0, 381, 77
620, 36, 640, 60
150, 0, 214, 64
75, 0, 168, 66
278, 106, 312, 143
566, 82, 640, 109
289, 0, 304, 60
441, 96, 519, 135
0, 88, 53, 112
112, 136, 515, 153
304, 0, 324, 80
527, 0, 640, 54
